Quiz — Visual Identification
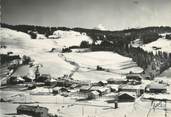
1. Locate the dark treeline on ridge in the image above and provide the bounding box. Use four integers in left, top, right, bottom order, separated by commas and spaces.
1, 23, 171, 43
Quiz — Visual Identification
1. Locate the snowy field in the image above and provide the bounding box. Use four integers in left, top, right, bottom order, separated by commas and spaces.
64, 52, 143, 82
141, 38, 171, 53
0, 28, 90, 77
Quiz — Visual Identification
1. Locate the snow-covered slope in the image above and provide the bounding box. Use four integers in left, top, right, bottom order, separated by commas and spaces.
49, 30, 92, 47
141, 38, 171, 53
0, 28, 74, 77
0, 28, 142, 81
64, 52, 143, 82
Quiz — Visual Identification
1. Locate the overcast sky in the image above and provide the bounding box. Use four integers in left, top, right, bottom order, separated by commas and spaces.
2, 0, 171, 30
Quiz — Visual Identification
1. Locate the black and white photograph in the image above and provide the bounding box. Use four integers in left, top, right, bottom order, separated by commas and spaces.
1, 0, 171, 117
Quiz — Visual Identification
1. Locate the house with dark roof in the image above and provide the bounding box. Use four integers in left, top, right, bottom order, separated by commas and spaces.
35, 74, 51, 82
107, 78, 127, 84
17, 105, 48, 117
118, 92, 135, 102
97, 80, 108, 86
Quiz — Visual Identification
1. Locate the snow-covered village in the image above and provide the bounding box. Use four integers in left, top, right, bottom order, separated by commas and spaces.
1, 0, 171, 117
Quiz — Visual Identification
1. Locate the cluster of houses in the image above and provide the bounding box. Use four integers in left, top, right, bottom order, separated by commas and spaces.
5, 58, 169, 104
31, 72, 167, 103
7, 67, 169, 99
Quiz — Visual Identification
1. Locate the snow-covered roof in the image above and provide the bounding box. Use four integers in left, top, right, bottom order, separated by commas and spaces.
146, 83, 167, 90
99, 80, 108, 84
143, 93, 171, 100
90, 91, 100, 95
119, 92, 136, 98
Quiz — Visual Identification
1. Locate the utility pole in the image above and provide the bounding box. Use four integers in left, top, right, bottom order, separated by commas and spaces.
82, 106, 84, 117
165, 100, 167, 117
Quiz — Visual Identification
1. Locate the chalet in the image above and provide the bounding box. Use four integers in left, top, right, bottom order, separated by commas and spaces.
23, 76, 33, 82
9, 55, 21, 61
27, 84, 36, 90
97, 80, 108, 86
126, 73, 142, 85
80, 85, 92, 93
107, 84, 119, 92
90, 86, 110, 96
118, 92, 135, 102
7, 76, 24, 84
143, 74, 152, 80
88, 91, 100, 99
145, 83, 167, 93
35, 74, 51, 82
31, 87, 52, 95
107, 78, 127, 84
17, 105, 48, 117
119, 84, 145, 95
166, 34, 171, 39
53, 87, 69, 95
55, 79, 72, 87
52, 87, 61, 94
59, 87, 70, 93
142, 93, 171, 101
70, 84, 81, 89
44, 78, 57, 86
